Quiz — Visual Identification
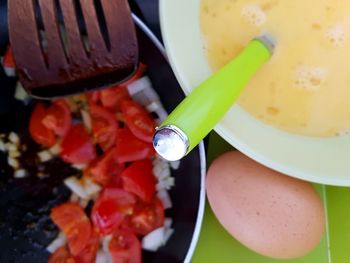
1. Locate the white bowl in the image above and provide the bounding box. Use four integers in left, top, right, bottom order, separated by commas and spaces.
159, 0, 350, 186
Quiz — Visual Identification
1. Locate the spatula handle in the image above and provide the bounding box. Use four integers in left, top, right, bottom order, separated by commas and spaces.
153, 36, 274, 161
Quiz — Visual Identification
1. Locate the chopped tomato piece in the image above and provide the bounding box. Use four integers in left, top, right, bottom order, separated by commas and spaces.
100, 86, 131, 111
51, 203, 92, 256
74, 228, 100, 263
115, 128, 155, 163
127, 197, 165, 236
90, 104, 118, 151
29, 103, 56, 147
48, 246, 76, 263
106, 176, 124, 188
119, 63, 146, 88
3, 46, 15, 68
92, 188, 136, 235
60, 124, 96, 164
42, 99, 72, 137
121, 160, 156, 203
88, 148, 124, 186
109, 230, 141, 263
86, 90, 100, 104
120, 100, 156, 143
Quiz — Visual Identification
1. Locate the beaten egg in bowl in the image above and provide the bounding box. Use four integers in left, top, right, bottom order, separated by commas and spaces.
160, 0, 350, 185
201, 0, 350, 137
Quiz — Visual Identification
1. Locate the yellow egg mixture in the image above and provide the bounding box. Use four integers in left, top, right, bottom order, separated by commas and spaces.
201, 0, 350, 137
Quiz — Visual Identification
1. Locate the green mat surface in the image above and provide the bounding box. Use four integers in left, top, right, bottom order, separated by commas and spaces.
192, 132, 350, 263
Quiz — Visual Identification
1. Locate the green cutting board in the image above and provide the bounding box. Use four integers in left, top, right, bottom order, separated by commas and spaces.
192, 132, 350, 263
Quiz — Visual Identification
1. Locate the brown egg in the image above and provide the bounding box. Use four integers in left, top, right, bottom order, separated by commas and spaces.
206, 151, 325, 259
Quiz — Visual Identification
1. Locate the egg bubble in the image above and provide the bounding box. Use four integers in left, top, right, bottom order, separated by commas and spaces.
337, 128, 350, 136
294, 66, 328, 90
325, 23, 346, 47
241, 4, 266, 27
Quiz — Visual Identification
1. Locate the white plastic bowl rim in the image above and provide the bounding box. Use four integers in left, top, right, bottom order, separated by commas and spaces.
159, 0, 350, 186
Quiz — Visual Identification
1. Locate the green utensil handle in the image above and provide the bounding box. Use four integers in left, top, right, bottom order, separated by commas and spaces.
154, 37, 273, 160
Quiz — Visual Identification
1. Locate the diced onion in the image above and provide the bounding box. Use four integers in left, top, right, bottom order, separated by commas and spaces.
101, 235, 114, 263
83, 177, 102, 196
156, 177, 175, 191
157, 190, 172, 209
153, 156, 170, 168
64, 176, 102, 202
37, 172, 46, 178
164, 218, 173, 229
145, 102, 168, 125
8, 157, 19, 169
64, 177, 88, 199
72, 164, 87, 170
46, 233, 66, 253
154, 166, 171, 181
69, 193, 80, 203
6, 143, 17, 153
49, 144, 61, 155
142, 227, 165, 252
14, 82, 30, 103
170, 160, 180, 170
142, 220, 174, 251
81, 110, 92, 133
9, 150, 21, 158
153, 159, 171, 181
95, 250, 110, 263
102, 235, 112, 252
127, 77, 161, 107
79, 198, 89, 208
127, 76, 153, 96
8, 132, 20, 144
0, 139, 6, 152
145, 101, 160, 112
4, 67, 16, 77
152, 156, 163, 167
14, 169, 27, 178
127, 76, 170, 125
37, 150, 53, 162
102, 235, 113, 263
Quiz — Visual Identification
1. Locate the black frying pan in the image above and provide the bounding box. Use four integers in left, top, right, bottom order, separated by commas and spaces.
0, 2, 205, 262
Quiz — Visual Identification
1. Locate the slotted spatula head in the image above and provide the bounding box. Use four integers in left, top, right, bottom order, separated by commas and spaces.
8, 0, 138, 99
